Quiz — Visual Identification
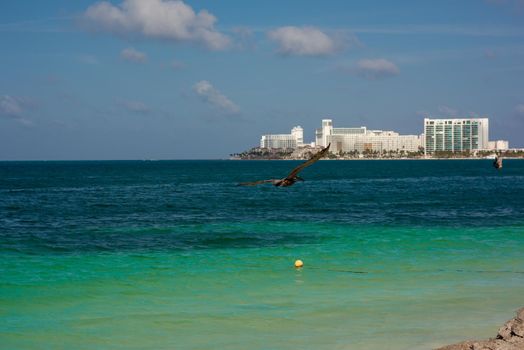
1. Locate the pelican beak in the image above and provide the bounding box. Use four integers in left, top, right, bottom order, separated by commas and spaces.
297, 176, 305, 182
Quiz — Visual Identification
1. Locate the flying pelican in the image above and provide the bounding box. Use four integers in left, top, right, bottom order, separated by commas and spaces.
238, 143, 331, 187
493, 156, 502, 169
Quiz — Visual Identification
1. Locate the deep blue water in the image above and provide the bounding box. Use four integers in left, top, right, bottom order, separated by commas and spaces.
1, 160, 523, 349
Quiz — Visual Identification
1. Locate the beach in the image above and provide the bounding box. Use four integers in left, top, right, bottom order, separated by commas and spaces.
1, 159, 524, 349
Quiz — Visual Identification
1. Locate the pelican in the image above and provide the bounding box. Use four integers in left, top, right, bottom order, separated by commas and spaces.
238, 144, 331, 187
493, 156, 502, 169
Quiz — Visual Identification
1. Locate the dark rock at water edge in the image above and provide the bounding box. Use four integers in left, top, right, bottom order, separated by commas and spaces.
437, 308, 524, 350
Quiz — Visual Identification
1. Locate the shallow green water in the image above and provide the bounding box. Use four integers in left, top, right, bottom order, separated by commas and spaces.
1, 160, 523, 349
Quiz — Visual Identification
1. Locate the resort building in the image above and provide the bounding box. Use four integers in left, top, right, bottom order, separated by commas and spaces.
315, 119, 422, 153
260, 126, 304, 149
423, 118, 489, 155
488, 140, 509, 151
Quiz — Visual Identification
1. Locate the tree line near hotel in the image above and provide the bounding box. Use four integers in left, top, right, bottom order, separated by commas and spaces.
230, 147, 524, 160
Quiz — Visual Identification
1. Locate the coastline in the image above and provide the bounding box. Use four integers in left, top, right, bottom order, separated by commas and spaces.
437, 308, 524, 350
230, 157, 524, 161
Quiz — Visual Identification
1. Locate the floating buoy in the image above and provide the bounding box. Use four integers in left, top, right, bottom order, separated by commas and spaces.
294, 259, 304, 268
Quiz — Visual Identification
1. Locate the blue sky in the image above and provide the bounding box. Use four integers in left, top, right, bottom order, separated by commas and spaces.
1, 0, 524, 159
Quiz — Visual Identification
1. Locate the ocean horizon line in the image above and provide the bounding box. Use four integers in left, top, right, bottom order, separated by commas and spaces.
2, 157, 524, 162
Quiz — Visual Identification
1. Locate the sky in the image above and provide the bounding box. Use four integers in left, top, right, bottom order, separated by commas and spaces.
1, 0, 524, 160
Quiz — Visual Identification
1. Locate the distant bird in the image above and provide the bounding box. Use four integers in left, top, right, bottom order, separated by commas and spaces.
493, 156, 503, 170
238, 144, 331, 187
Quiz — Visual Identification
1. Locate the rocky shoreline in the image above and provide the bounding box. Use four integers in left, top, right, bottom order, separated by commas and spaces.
437, 308, 524, 350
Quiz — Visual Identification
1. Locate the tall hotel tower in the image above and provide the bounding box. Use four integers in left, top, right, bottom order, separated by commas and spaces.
424, 118, 489, 155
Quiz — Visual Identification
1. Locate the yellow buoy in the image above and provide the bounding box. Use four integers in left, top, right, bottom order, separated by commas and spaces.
294, 259, 304, 268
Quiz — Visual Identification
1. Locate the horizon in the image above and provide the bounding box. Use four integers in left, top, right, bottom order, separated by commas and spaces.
1, 0, 524, 160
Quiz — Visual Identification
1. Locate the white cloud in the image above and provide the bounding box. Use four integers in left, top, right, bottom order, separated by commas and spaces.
193, 80, 239, 114
0, 95, 33, 126
516, 104, 524, 116
438, 105, 459, 116
355, 58, 400, 80
0, 95, 23, 116
121, 47, 147, 63
268, 26, 337, 56
83, 0, 230, 50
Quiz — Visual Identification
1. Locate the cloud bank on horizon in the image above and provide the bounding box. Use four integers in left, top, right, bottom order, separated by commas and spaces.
0, 0, 523, 159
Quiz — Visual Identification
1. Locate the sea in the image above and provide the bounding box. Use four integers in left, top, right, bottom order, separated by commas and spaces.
1, 159, 523, 350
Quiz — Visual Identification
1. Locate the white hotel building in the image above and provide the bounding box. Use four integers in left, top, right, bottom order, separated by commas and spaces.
488, 140, 509, 151
258, 117, 509, 154
423, 118, 490, 155
315, 119, 422, 153
260, 126, 304, 149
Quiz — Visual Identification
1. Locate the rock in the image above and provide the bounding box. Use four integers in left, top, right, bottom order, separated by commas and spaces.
513, 320, 524, 338
497, 308, 524, 341
517, 308, 524, 321
436, 308, 524, 350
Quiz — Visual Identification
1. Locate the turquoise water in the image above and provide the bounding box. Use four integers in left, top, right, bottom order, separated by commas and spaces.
1, 160, 523, 349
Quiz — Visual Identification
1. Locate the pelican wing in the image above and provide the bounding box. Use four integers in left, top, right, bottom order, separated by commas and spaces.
238, 179, 279, 186
286, 143, 330, 179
